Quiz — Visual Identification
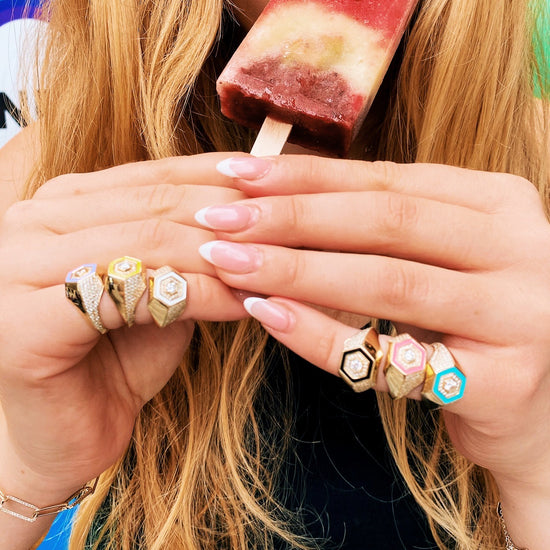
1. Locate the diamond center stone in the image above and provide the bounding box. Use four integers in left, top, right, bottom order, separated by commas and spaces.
164, 280, 178, 297
74, 266, 91, 278
117, 261, 132, 273
440, 374, 461, 397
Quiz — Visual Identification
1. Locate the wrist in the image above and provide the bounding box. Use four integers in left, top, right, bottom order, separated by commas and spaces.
0, 433, 89, 509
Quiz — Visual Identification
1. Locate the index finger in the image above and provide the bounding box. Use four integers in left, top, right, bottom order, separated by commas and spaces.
33, 152, 249, 199
217, 155, 528, 213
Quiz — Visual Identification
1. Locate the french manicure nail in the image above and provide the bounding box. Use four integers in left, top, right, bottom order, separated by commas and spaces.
194, 204, 257, 231
243, 297, 292, 332
216, 157, 272, 180
231, 288, 263, 303
198, 241, 260, 273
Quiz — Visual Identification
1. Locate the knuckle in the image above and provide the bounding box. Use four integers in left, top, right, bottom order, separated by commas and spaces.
37, 173, 83, 197
136, 218, 173, 251
284, 250, 308, 292
377, 263, 428, 308
2, 200, 34, 232
368, 161, 401, 190
379, 192, 419, 238
298, 154, 323, 184
284, 196, 307, 243
147, 158, 179, 187
489, 173, 538, 210
511, 364, 544, 402
188, 275, 213, 315
316, 329, 344, 372
142, 183, 182, 217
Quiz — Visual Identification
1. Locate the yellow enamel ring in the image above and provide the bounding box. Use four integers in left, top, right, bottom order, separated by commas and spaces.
105, 256, 146, 326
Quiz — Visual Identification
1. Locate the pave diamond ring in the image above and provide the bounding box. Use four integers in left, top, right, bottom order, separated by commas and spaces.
105, 256, 146, 326
147, 266, 188, 328
384, 333, 427, 399
339, 327, 384, 392
421, 343, 466, 406
65, 263, 107, 334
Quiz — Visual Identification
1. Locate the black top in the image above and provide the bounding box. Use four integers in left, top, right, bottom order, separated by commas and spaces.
86, 345, 437, 549
282, 351, 436, 549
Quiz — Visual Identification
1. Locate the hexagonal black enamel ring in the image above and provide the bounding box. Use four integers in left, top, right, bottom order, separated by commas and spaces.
339, 327, 384, 392
147, 266, 188, 327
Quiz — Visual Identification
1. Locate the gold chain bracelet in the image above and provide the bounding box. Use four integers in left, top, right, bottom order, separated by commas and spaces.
497, 502, 529, 550
0, 478, 98, 523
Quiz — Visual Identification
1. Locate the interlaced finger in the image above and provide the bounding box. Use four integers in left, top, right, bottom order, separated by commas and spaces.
196, 192, 508, 271
223, 155, 536, 214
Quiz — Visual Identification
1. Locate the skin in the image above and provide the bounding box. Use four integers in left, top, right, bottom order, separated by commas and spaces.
195, 156, 550, 548
0, 1, 549, 548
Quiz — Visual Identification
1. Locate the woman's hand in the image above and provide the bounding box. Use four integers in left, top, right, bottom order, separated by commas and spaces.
194, 155, 550, 487
0, 153, 247, 499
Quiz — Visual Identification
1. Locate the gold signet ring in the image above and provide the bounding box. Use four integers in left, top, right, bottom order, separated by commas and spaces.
339, 327, 383, 393
385, 333, 427, 399
147, 266, 188, 328
421, 343, 466, 406
65, 263, 107, 334
105, 256, 146, 326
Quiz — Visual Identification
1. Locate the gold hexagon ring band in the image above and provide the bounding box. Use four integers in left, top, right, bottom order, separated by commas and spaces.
105, 256, 146, 326
147, 266, 188, 328
65, 263, 107, 334
339, 327, 384, 392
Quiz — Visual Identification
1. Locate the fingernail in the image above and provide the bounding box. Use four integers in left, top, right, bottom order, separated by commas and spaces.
198, 241, 261, 273
195, 204, 258, 231
216, 157, 272, 180
231, 288, 263, 302
243, 297, 292, 332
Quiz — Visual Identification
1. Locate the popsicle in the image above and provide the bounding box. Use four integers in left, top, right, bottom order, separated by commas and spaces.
217, 0, 420, 157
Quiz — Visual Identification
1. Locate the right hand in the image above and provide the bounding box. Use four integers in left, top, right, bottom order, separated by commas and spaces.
0, 154, 246, 496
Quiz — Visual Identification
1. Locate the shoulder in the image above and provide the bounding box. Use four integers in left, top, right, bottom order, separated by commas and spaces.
0, 122, 40, 217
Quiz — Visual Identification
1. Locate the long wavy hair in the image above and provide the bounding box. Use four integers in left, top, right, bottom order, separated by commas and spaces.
25, 0, 549, 548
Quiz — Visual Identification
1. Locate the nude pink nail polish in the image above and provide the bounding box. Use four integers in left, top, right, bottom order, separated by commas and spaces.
216, 157, 272, 180
198, 241, 260, 273
243, 297, 292, 332
194, 204, 257, 231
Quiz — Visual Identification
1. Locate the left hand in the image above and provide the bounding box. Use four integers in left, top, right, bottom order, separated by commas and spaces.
194, 154, 550, 487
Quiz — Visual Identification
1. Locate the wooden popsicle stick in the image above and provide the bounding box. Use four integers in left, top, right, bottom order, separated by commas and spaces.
250, 116, 292, 156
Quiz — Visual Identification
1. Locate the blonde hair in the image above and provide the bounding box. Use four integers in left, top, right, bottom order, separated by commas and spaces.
26, 0, 549, 548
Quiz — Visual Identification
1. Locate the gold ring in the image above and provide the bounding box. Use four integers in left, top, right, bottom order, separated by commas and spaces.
147, 266, 188, 327
65, 263, 107, 334
385, 333, 427, 399
339, 327, 383, 392
421, 343, 466, 406
105, 256, 146, 326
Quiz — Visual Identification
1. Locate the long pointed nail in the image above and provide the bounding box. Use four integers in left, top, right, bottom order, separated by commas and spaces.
243, 297, 292, 331
216, 157, 272, 180
198, 241, 261, 273
195, 204, 257, 231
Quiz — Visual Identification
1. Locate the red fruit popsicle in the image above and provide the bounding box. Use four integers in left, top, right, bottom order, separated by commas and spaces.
217, 0, 420, 157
